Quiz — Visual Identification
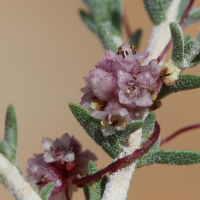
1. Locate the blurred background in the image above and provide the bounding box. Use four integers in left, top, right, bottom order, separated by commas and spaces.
1, 0, 200, 199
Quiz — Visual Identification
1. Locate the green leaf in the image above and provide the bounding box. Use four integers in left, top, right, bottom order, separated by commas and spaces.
142, 0, 166, 25
184, 34, 191, 44
79, 10, 98, 35
88, 161, 100, 200
0, 140, 15, 163
184, 34, 200, 66
100, 175, 108, 198
5, 104, 18, 165
113, 120, 144, 145
170, 22, 184, 68
83, 0, 111, 23
184, 38, 195, 56
33, 187, 40, 195
190, 52, 200, 67
129, 29, 142, 51
0, 174, 4, 183
83, 184, 90, 200
40, 182, 55, 200
184, 5, 200, 28
142, 112, 155, 143
136, 150, 200, 168
158, 75, 200, 99
176, 0, 190, 22
111, 0, 123, 33
16, 166, 25, 180
69, 103, 121, 158
98, 22, 119, 52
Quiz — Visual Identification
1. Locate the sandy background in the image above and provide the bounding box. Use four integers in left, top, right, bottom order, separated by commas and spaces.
1, 0, 200, 199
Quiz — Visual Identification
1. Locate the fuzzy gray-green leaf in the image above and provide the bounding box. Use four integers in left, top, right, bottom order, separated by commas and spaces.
40, 182, 55, 200
184, 34, 200, 66
158, 75, 200, 99
184, 5, 200, 27
69, 103, 121, 158
100, 175, 108, 198
176, 0, 190, 22
88, 161, 100, 200
184, 34, 191, 44
136, 150, 200, 168
129, 29, 142, 51
0, 140, 15, 163
83, 0, 111, 23
142, 112, 155, 142
79, 10, 98, 35
113, 120, 144, 145
0, 174, 4, 183
83, 184, 90, 200
111, 0, 123, 32
5, 104, 18, 165
170, 22, 184, 67
98, 22, 119, 52
142, 0, 166, 25
190, 52, 200, 67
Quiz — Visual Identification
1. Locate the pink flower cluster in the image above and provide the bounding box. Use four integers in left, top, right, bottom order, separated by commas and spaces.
26, 133, 97, 200
81, 43, 161, 136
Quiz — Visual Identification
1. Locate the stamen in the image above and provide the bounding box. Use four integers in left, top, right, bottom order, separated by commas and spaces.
141, 85, 145, 89
130, 45, 136, 54
68, 145, 73, 150
50, 146, 54, 151
121, 51, 125, 59
56, 153, 60, 156
124, 121, 127, 127
101, 122, 105, 127
112, 119, 118, 126
41, 176, 46, 181
133, 76, 137, 80
36, 181, 43, 185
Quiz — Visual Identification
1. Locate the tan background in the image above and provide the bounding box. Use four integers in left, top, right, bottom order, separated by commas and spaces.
1, 0, 200, 199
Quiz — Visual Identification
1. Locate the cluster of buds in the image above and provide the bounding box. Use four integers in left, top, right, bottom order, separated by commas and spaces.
81, 43, 162, 136
26, 133, 97, 199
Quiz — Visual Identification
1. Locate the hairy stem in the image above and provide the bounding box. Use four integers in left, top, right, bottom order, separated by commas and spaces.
157, 0, 195, 62
160, 123, 200, 145
0, 153, 41, 200
73, 121, 160, 188
143, 0, 182, 65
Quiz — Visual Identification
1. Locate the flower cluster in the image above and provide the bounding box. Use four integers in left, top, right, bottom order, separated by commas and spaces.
81, 43, 162, 136
26, 133, 97, 200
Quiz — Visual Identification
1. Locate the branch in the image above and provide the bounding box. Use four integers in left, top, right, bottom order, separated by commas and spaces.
160, 123, 200, 145
0, 153, 41, 200
157, 0, 195, 62
73, 122, 160, 187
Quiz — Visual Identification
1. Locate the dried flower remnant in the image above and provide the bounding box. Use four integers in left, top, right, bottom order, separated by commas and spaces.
26, 134, 97, 199
81, 43, 162, 136
161, 59, 181, 86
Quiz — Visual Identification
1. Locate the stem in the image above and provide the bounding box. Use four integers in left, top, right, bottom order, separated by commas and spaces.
157, 0, 195, 62
0, 153, 41, 200
160, 123, 200, 145
73, 122, 160, 187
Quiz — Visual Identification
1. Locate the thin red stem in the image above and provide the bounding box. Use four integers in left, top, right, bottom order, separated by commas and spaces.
73, 122, 160, 187
157, 0, 195, 62
160, 123, 200, 145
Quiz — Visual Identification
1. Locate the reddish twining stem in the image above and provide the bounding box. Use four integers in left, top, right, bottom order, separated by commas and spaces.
73, 122, 160, 187
157, 0, 195, 62
160, 123, 200, 145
